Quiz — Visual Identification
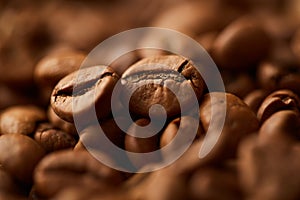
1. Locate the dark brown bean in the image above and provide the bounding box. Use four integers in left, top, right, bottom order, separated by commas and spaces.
121, 55, 205, 118
199, 92, 259, 162
0, 134, 45, 184
34, 123, 76, 153
257, 90, 300, 123
34, 150, 124, 198
0, 105, 46, 135
51, 65, 119, 123
212, 16, 271, 69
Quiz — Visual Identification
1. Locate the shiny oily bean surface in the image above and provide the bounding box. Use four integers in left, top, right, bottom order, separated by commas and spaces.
199, 92, 259, 163
212, 16, 271, 69
51, 65, 119, 123
0, 105, 46, 135
34, 150, 124, 198
0, 134, 45, 184
257, 90, 300, 123
34, 123, 76, 153
121, 55, 205, 118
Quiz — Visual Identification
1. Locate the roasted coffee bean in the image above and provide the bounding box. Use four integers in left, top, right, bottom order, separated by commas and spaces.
212, 16, 271, 69
257, 90, 300, 123
51, 65, 119, 123
121, 55, 205, 118
0, 134, 45, 184
34, 123, 76, 152
258, 110, 300, 144
34, 150, 125, 197
47, 106, 77, 137
199, 92, 259, 162
34, 48, 86, 89
160, 116, 204, 148
257, 61, 300, 95
0, 105, 46, 135
243, 89, 269, 114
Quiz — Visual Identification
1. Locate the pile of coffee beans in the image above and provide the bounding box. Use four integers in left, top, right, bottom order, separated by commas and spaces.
1, 0, 300, 199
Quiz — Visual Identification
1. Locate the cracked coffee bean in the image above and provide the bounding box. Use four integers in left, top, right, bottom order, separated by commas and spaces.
121, 55, 205, 118
34, 123, 76, 153
257, 90, 300, 123
51, 65, 119, 124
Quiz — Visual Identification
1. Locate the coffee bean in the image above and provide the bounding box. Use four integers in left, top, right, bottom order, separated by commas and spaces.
34, 150, 124, 197
0, 134, 45, 184
51, 65, 119, 123
199, 92, 259, 162
257, 90, 300, 123
212, 16, 271, 69
0, 105, 46, 135
34, 123, 76, 153
121, 55, 205, 118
